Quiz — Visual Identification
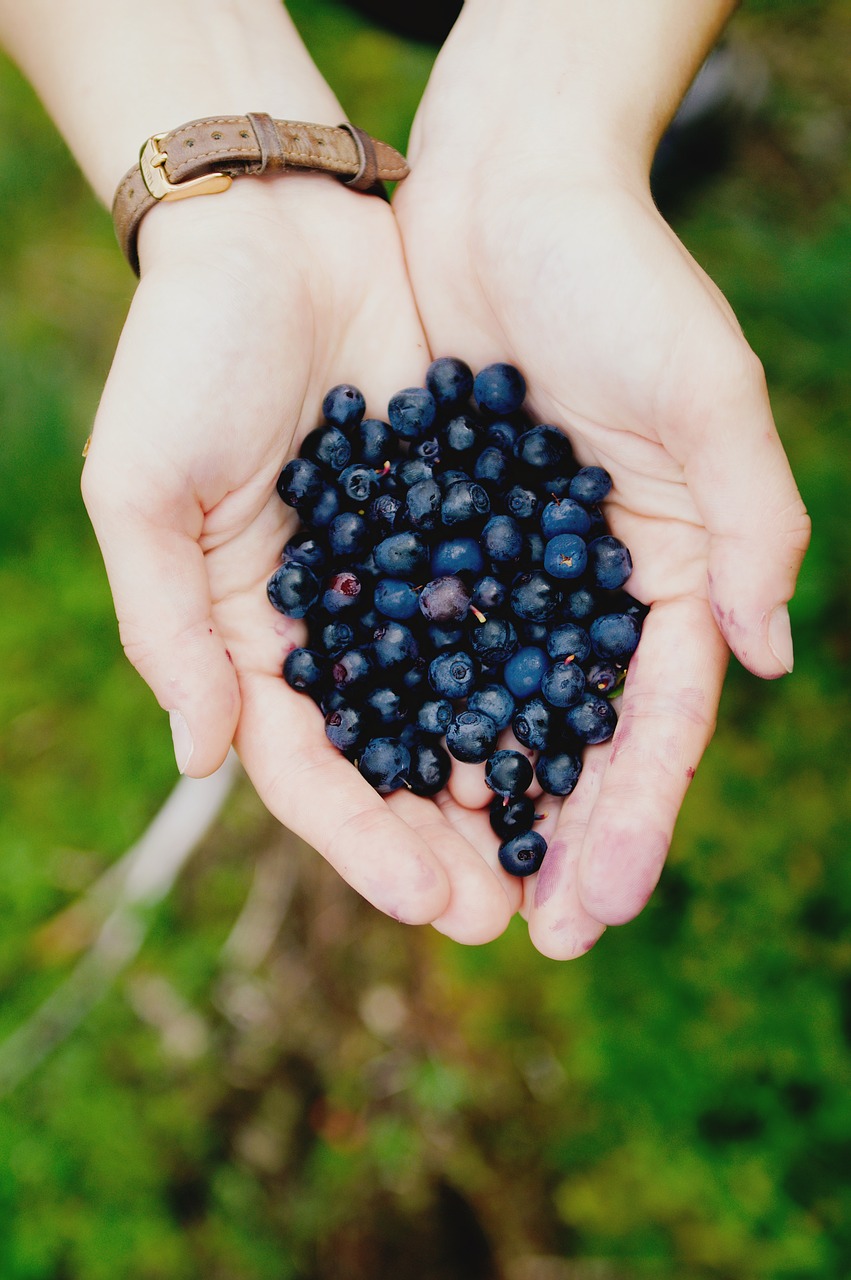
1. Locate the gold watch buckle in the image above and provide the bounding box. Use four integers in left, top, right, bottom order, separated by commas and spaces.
139, 134, 233, 201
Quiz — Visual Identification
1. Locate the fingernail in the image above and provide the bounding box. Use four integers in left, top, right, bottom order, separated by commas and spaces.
768, 604, 794, 674
169, 709, 194, 774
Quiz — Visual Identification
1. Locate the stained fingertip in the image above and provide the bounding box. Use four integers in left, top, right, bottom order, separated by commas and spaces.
578, 825, 670, 926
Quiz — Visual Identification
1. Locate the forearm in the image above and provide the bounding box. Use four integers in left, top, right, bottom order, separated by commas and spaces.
412, 0, 738, 178
0, 0, 341, 204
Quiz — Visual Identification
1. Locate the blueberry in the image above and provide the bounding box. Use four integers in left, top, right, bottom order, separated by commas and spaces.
587, 535, 633, 590
543, 533, 588, 580
512, 697, 554, 751
589, 612, 641, 662
564, 587, 597, 621
408, 740, 452, 797
440, 414, 486, 458
536, 751, 582, 797
540, 498, 592, 539
482, 515, 524, 563
485, 749, 534, 799
523, 531, 546, 569
282, 531, 326, 572
299, 424, 352, 473
470, 617, 519, 666
585, 661, 620, 694
276, 457, 324, 509
417, 697, 454, 737
505, 485, 541, 524
351, 418, 397, 465
374, 531, 429, 579
473, 446, 510, 493
510, 572, 562, 622
471, 576, 508, 613
541, 660, 586, 708
486, 419, 521, 452
388, 387, 437, 442
374, 578, 420, 621
473, 362, 526, 416
546, 623, 592, 664
488, 794, 537, 841
425, 357, 474, 410
503, 646, 549, 699
283, 648, 326, 696
372, 622, 419, 672
394, 457, 435, 489
565, 694, 618, 744
324, 703, 367, 754
320, 620, 356, 657
569, 466, 612, 505
332, 647, 375, 697
446, 710, 499, 764
430, 537, 485, 578
358, 737, 411, 794
427, 622, 466, 651
402, 657, 428, 693
364, 685, 407, 730
321, 570, 363, 613
368, 493, 403, 536
267, 562, 320, 618
428, 650, 477, 699
339, 463, 380, 507
514, 424, 573, 472
498, 830, 547, 877
301, 483, 341, 529
413, 436, 441, 463
419, 576, 472, 624
405, 478, 443, 531
328, 511, 369, 560
441, 479, 491, 527
468, 683, 515, 733
322, 383, 366, 430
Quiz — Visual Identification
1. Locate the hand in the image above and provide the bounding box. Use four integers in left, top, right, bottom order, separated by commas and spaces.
395, 84, 811, 958
81, 179, 520, 943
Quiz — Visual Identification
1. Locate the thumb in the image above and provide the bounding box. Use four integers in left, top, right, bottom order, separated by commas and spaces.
684, 352, 811, 678
81, 450, 240, 779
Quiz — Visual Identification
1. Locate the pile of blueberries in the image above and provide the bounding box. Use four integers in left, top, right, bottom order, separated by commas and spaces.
267, 359, 646, 878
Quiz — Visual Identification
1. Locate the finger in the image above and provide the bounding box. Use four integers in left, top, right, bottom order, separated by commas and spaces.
82, 461, 240, 778
681, 350, 811, 679
576, 598, 727, 926
387, 788, 517, 942
236, 671, 451, 925
525, 752, 607, 959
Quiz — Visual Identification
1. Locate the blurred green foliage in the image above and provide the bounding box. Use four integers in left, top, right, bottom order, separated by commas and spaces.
0, 3, 849, 1278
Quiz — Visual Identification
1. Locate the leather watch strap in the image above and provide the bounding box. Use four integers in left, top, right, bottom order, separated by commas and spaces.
112, 114, 410, 275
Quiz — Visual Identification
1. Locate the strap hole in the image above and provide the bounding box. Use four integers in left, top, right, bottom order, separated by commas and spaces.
239, 130, 249, 138
186, 139, 195, 147
211, 131, 223, 140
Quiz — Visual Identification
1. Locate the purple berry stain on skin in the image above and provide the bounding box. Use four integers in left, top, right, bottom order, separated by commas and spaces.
533, 837, 567, 908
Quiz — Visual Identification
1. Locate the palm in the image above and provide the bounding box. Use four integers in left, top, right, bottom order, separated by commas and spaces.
83, 181, 519, 941
395, 171, 783, 955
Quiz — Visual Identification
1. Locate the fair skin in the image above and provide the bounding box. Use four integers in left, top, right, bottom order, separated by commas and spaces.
0, 0, 810, 956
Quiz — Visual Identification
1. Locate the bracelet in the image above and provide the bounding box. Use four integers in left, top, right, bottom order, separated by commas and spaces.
111, 112, 410, 275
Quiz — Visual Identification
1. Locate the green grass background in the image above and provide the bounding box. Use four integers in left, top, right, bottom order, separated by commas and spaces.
0, 2, 849, 1277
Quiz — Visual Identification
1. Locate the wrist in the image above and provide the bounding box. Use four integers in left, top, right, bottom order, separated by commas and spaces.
410, 0, 737, 181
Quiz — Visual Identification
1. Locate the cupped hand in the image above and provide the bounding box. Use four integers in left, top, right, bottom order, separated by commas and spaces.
395, 116, 810, 957
81, 177, 520, 941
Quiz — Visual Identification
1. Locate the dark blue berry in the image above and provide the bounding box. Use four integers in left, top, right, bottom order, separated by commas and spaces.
565, 694, 618, 744
374, 578, 420, 621
540, 498, 592, 539
473, 362, 526, 416
498, 830, 547, 877
428, 650, 477, 699
322, 383, 366, 430
473, 446, 510, 493
441, 480, 491, 527
351, 418, 396, 465
587, 536, 633, 590
419, 576, 471, 624
541, 660, 586, 708
489, 794, 537, 841
468, 683, 515, 732
543, 533, 588, 580
585, 661, 620, 694
408, 740, 452, 797
440, 414, 486, 458
430, 538, 485, 577
358, 737, 410, 794
425, 357, 474, 410
510, 572, 562, 622
372, 622, 419, 672
332, 647, 375, 697
446, 710, 499, 764
388, 387, 437, 442
283, 648, 326, 696
328, 511, 369, 560
471, 576, 508, 612
505, 485, 541, 524
589, 612, 641, 662
417, 698, 453, 737
470, 617, 518, 666
276, 457, 324, 509
485, 749, 534, 799
482, 515, 523, 563
503, 646, 549, 699
338, 463, 379, 507
569, 466, 612, 505
374, 531, 429, 579
320, 620, 356, 657
514, 424, 573, 472
321, 570, 363, 613
536, 751, 582, 797
512, 697, 554, 751
282, 531, 326, 572
546, 623, 592, 664
267, 562, 320, 617
405, 478, 442, 531
324, 703, 366, 754
364, 685, 407, 730
299, 424, 351, 473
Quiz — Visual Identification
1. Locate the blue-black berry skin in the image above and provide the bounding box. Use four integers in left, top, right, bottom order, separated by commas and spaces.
419, 576, 471, 624
546, 623, 592, 664
587, 536, 633, 590
283, 532, 326, 572
300, 424, 352, 473
514, 424, 572, 472
388, 387, 437, 442
505, 485, 541, 524
372, 622, 420, 672
512, 697, 554, 751
482, 515, 524, 563
565, 694, 618, 744
541, 660, 586, 708
440, 414, 486, 459
540, 498, 592, 539
428, 650, 477, 699
277, 458, 324, 509
358, 737, 411, 794
405, 478, 442, 531
331, 647, 375, 697
322, 383, 366, 430
408, 740, 452, 797
430, 538, 485, 578
569, 466, 612, 505
489, 794, 536, 841
267, 562, 320, 618
441, 480, 491, 527
470, 618, 519, 667
328, 511, 369, 560
485, 749, 534, 800
446, 710, 499, 764
374, 578, 420, 621
426, 357, 474, 410
468, 684, 516, 733
543, 533, 588, 580
324, 703, 366, 754
586, 661, 620, 694
364, 686, 407, 731
499, 830, 547, 877
321, 570, 362, 614
283, 648, 326, 696
536, 751, 582, 797
417, 697, 453, 737
352, 418, 396, 465
589, 612, 641, 662
473, 362, 527, 416
320, 620, 356, 658
374, 532, 429, 579
510, 572, 562, 622
503, 646, 549, 699
473, 446, 510, 493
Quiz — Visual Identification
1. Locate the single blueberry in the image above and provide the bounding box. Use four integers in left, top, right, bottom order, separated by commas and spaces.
430, 537, 485, 577
428, 650, 477, 699
363, 685, 407, 730
332, 647, 375, 697
498, 830, 547, 877
267, 562, 320, 618
473, 446, 510, 493
338, 463, 380, 507
473, 362, 527, 416
510, 572, 563, 622
564, 587, 597, 621
427, 622, 466, 651
503, 646, 549, 699
321, 570, 363, 613
585, 661, 621, 694
470, 617, 519, 666
408, 740, 452, 797
440, 414, 486, 458
514, 424, 573, 472
299, 424, 351, 473
425, 357, 474, 410
419, 576, 472, 624
543, 533, 588, 580
485, 749, 534, 800
372, 622, 419, 672
569, 466, 612, 506
276, 457, 324, 510
441, 479, 491, 527
282, 531, 326, 572
471, 576, 508, 613
351, 418, 397, 465
512, 697, 554, 751
565, 693, 618, 744
405, 478, 443, 531
324, 703, 366, 754
587, 535, 633, 590
283, 648, 326, 697
486, 419, 521, 452
536, 751, 583, 797
540, 498, 592, 540
505, 484, 541, 524
374, 578, 420, 621
358, 737, 411, 794
374, 531, 429, 579
468, 683, 516, 733
417, 697, 454, 737
541, 660, 586, 708
546, 623, 592, 664
320, 619, 356, 658
322, 383, 366, 430
482, 514, 524, 563
589, 612, 641, 661
446, 710, 499, 764
388, 386, 437, 442
328, 511, 369, 560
